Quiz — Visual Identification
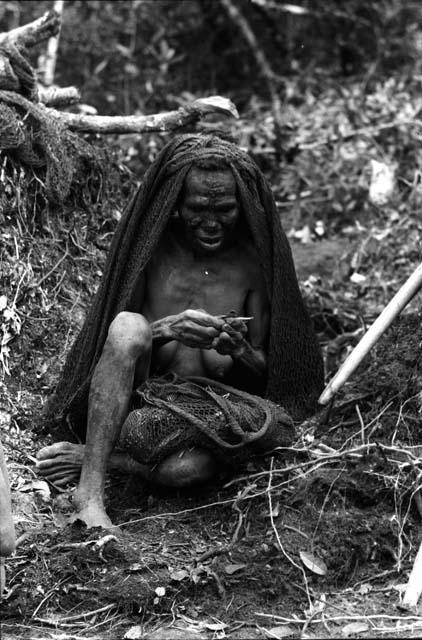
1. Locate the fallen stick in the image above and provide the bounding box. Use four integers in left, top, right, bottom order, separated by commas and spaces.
38, 86, 80, 107
0, 90, 238, 134
318, 262, 422, 405
47, 95, 239, 133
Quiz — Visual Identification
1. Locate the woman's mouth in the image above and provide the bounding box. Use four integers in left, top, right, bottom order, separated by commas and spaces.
197, 235, 223, 249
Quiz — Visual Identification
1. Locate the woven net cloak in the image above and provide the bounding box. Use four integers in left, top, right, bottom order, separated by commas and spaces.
45, 134, 324, 441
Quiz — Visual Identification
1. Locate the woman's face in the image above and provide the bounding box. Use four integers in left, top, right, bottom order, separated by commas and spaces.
179, 167, 240, 255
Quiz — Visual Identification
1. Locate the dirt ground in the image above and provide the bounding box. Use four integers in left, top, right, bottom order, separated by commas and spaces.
1, 202, 422, 639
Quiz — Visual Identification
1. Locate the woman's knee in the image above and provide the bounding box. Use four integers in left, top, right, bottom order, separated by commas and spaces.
107, 312, 152, 358
152, 449, 217, 488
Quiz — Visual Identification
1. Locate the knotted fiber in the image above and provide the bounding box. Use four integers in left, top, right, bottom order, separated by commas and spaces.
45, 134, 324, 439
119, 375, 295, 464
0, 44, 107, 205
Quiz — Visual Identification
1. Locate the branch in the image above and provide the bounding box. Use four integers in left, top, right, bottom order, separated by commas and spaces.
220, 0, 285, 156
38, 86, 80, 108
47, 96, 239, 134
0, 11, 61, 48
0, 90, 238, 134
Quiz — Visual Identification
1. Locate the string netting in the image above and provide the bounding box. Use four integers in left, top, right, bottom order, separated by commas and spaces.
0, 44, 115, 214
119, 375, 295, 465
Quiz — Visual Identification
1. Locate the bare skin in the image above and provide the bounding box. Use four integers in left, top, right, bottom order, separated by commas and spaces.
37, 166, 270, 529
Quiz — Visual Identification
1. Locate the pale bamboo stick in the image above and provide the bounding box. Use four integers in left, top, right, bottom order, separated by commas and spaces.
318, 262, 422, 405
402, 539, 422, 609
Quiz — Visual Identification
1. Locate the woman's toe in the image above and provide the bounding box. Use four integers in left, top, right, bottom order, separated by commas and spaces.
37, 442, 71, 460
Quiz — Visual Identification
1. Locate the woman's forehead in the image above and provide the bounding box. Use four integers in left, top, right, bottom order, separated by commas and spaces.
184, 166, 236, 196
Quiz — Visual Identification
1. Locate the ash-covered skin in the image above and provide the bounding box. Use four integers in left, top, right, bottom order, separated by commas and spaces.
178, 168, 240, 254
37, 165, 269, 530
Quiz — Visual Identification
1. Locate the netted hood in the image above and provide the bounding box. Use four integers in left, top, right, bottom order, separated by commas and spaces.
45, 134, 324, 439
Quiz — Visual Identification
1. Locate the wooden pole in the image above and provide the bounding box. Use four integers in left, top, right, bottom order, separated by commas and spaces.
318, 262, 422, 405
401, 538, 422, 610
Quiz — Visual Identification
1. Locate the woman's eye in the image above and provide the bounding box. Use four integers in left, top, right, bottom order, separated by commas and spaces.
220, 210, 237, 222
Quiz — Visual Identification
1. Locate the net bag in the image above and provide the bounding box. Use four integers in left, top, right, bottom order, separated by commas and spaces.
119, 375, 295, 465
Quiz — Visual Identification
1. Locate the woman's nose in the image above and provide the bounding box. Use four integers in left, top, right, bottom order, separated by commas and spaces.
203, 218, 219, 230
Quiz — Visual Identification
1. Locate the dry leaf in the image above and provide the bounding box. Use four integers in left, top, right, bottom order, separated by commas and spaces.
204, 622, 228, 631
264, 625, 295, 639
194, 96, 239, 118
341, 621, 369, 637
350, 272, 366, 284
124, 626, 143, 640
270, 502, 280, 517
289, 224, 312, 244
170, 569, 189, 582
224, 563, 247, 575
299, 551, 327, 576
358, 583, 372, 595
32, 480, 51, 503
314, 220, 325, 237
369, 159, 395, 207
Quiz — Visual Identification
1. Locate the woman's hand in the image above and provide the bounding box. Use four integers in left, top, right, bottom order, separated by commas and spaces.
162, 309, 225, 349
211, 319, 248, 357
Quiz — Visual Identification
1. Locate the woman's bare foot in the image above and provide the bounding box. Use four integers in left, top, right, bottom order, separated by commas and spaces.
70, 493, 118, 531
37, 442, 84, 487
37, 442, 150, 487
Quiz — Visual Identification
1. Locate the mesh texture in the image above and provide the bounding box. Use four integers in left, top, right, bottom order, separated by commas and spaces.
46, 134, 324, 441
0, 45, 108, 205
119, 375, 295, 464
